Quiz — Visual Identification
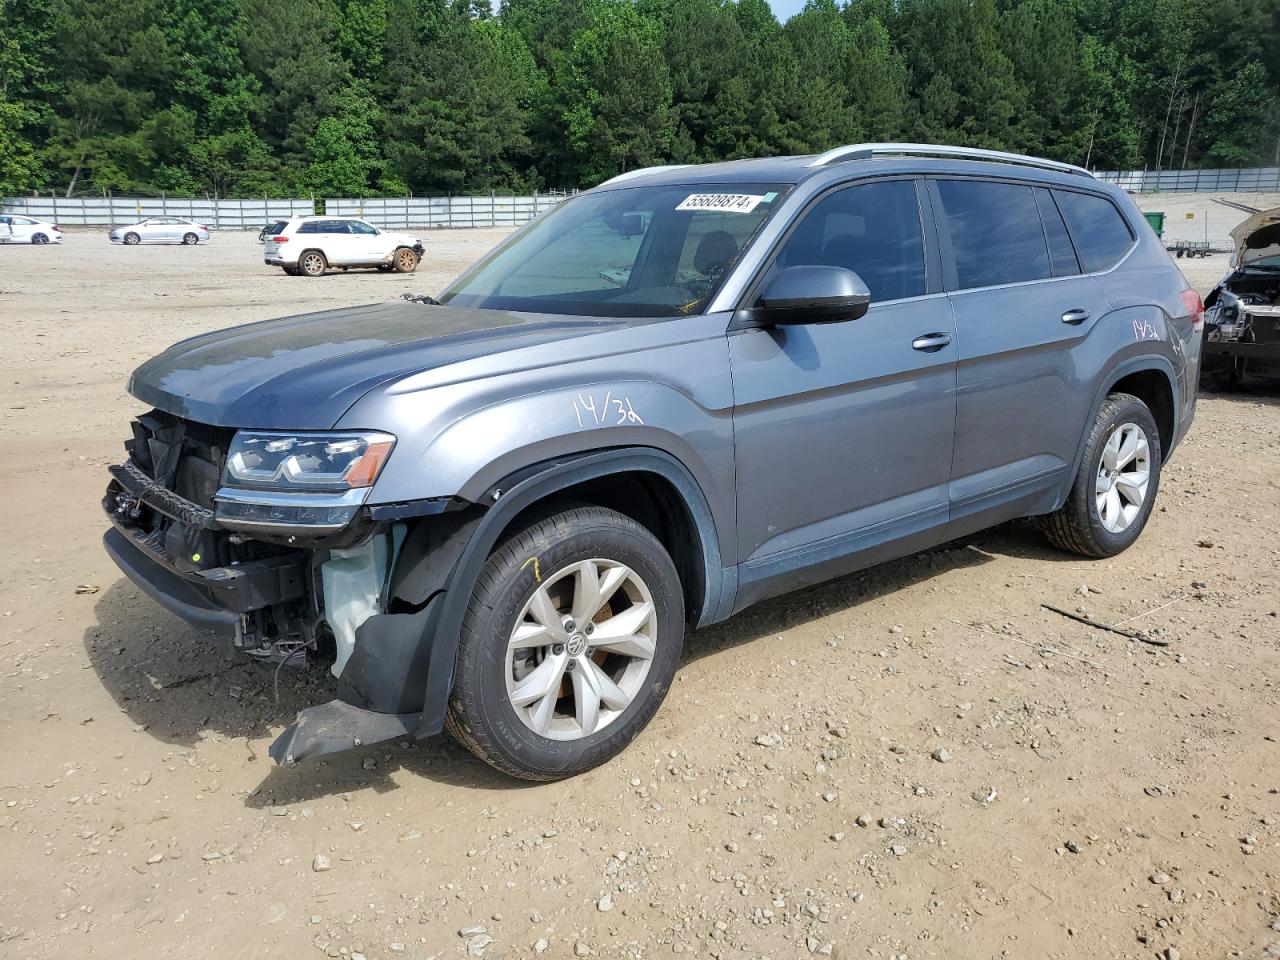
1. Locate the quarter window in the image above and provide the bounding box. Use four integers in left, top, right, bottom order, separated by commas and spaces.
773, 179, 926, 302
1053, 190, 1134, 273
936, 179, 1051, 289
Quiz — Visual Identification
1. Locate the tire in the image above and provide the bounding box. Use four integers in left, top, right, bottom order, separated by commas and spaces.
123, 232, 140, 246
299, 249, 327, 277
1040, 392, 1162, 558
281, 266, 300, 276
31, 233, 48, 244
445, 505, 685, 780
182, 232, 199, 245
393, 247, 419, 273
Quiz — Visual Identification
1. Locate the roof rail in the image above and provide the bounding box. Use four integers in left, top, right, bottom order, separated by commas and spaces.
598, 164, 691, 187
806, 143, 1094, 179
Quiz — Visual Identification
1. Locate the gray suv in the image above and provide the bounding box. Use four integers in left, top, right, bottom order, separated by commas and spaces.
102, 144, 1202, 780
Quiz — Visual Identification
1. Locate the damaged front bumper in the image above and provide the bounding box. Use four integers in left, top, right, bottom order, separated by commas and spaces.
102, 447, 470, 765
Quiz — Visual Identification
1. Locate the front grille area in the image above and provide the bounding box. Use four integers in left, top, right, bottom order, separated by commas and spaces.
107, 411, 294, 573
126, 410, 233, 507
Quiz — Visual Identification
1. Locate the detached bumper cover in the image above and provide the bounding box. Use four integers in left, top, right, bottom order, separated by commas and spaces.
269, 700, 423, 764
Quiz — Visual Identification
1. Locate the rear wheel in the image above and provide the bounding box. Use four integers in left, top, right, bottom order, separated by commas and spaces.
182, 232, 199, 245
393, 247, 419, 273
1040, 392, 1162, 557
123, 232, 140, 246
299, 250, 327, 277
31, 233, 48, 244
445, 505, 684, 780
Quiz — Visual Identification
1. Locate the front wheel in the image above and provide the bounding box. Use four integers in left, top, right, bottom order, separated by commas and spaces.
393, 247, 419, 273
445, 505, 684, 780
1040, 392, 1162, 557
123, 232, 140, 245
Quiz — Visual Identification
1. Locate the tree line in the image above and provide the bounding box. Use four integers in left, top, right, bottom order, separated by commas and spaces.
2, 0, 1278, 198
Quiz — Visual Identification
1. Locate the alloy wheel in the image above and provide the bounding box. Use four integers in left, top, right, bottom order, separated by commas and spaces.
1095, 421, 1150, 533
505, 558, 657, 741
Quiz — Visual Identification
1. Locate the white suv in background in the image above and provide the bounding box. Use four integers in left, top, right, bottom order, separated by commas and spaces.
263, 216, 424, 277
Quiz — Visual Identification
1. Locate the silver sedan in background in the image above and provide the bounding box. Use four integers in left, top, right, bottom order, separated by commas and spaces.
109, 217, 210, 245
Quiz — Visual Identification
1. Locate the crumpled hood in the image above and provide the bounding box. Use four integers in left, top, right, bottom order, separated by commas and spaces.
1231, 206, 1280, 266
129, 301, 623, 429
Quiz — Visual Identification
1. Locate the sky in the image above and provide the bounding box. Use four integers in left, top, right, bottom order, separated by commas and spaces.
767, 0, 808, 19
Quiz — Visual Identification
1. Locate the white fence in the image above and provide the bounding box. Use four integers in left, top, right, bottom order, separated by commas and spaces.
324, 193, 570, 228
0, 196, 314, 229
1094, 167, 1280, 193
0, 192, 573, 230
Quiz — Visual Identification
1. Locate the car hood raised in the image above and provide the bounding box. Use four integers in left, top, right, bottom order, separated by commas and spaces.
129, 301, 625, 429
1231, 206, 1280, 267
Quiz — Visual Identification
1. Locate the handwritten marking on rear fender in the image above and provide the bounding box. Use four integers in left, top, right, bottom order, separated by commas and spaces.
1132, 318, 1161, 341
572, 392, 644, 428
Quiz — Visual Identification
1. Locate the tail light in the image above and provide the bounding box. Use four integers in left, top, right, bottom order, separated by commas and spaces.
274, 236, 289, 243
52, 224, 62, 232
1181, 289, 1204, 333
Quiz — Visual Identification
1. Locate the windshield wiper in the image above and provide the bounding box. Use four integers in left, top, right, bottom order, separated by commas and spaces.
402, 292, 441, 305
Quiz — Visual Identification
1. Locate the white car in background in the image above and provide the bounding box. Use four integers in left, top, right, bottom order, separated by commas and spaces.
263, 216, 423, 276
109, 217, 210, 245
0, 214, 63, 244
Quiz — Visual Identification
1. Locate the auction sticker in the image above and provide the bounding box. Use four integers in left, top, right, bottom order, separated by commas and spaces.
676, 193, 766, 213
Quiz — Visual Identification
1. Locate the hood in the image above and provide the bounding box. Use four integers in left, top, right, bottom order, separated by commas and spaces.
129, 301, 626, 429
1231, 206, 1280, 267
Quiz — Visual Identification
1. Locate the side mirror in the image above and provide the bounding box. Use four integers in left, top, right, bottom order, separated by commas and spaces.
752, 265, 871, 325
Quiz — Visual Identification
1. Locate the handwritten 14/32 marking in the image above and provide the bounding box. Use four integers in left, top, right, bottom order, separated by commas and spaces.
573, 391, 645, 428
1131, 318, 1161, 341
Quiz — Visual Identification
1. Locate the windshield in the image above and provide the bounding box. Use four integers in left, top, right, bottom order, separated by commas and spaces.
441, 182, 789, 317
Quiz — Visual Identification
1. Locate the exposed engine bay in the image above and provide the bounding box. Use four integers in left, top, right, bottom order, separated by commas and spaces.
1205, 273, 1280, 343
1201, 209, 1280, 383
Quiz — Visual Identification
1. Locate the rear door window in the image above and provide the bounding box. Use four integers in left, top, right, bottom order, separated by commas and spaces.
936, 179, 1051, 289
772, 178, 926, 301
1034, 188, 1080, 277
1053, 190, 1135, 273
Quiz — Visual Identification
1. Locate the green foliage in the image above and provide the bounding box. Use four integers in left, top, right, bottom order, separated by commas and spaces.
0, 0, 1276, 196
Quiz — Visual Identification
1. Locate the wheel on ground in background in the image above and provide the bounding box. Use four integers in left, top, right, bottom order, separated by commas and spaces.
281, 265, 300, 275
393, 247, 419, 273
445, 505, 685, 781
31, 233, 48, 244
182, 232, 199, 245
376, 264, 394, 272
298, 250, 327, 277
124, 232, 140, 245
1040, 392, 1162, 558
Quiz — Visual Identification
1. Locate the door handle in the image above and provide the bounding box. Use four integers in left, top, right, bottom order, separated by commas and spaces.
911, 332, 953, 352
1061, 308, 1090, 325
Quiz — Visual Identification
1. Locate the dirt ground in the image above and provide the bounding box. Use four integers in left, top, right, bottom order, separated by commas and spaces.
1, 222, 1278, 960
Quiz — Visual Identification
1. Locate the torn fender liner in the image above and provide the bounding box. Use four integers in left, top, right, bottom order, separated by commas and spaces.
334, 597, 442, 715
269, 700, 422, 764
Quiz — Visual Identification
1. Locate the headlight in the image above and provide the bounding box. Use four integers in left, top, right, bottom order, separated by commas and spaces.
223, 430, 395, 491
214, 431, 395, 533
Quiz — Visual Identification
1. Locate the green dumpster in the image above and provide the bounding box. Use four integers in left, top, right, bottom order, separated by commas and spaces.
1143, 211, 1165, 238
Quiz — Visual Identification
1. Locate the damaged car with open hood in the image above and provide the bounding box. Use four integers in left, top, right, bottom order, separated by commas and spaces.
1202, 206, 1280, 384
102, 144, 1201, 780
